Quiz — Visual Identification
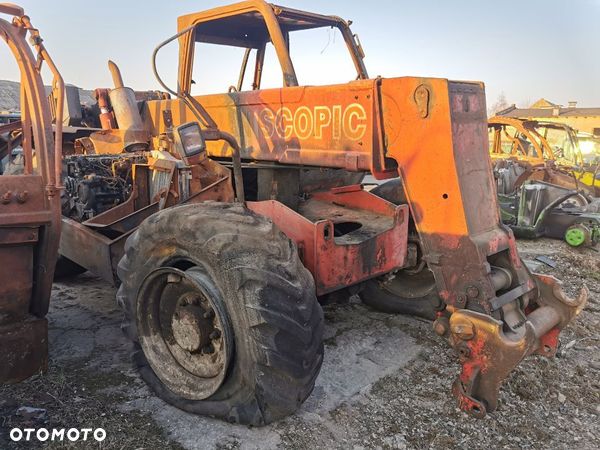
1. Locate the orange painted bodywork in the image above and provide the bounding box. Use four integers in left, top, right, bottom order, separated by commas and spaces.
143, 76, 520, 307
144, 80, 390, 176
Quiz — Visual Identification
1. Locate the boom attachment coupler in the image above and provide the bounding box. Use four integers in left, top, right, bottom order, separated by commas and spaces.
448, 275, 587, 417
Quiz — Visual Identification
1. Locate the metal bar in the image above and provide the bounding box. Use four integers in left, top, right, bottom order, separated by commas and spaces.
253, 43, 266, 89
236, 48, 252, 92
490, 283, 532, 311
0, 120, 22, 134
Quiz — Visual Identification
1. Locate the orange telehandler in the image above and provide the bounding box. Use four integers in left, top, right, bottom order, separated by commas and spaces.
0, 4, 63, 384
55, 1, 587, 425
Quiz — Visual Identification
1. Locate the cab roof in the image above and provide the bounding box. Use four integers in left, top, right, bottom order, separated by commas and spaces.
177, 0, 348, 48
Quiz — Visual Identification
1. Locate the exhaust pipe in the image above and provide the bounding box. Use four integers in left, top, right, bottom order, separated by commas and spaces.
107, 60, 145, 133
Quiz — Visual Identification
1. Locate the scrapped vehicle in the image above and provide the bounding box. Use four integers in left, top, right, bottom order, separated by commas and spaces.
489, 117, 600, 246
488, 116, 600, 195
497, 178, 600, 247
56, 0, 587, 425
0, 4, 63, 383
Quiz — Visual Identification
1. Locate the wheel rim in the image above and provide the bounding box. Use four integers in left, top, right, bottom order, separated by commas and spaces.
565, 225, 587, 247
136, 266, 233, 400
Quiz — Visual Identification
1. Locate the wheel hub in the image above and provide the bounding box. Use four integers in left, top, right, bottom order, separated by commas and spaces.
136, 266, 234, 400
171, 302, 213, 353
565, 224, 589, 247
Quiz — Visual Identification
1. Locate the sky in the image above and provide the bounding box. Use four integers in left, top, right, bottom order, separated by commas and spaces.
1, 0, 599, 108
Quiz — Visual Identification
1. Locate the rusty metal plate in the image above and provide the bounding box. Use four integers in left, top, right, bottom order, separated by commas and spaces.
0, 229, 36, 324
0, 317, 48, 384
0, 175, 51, 227
248, 187, 409, 295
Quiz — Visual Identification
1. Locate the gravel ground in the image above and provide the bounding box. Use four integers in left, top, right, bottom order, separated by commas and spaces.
0, 238, 598, 449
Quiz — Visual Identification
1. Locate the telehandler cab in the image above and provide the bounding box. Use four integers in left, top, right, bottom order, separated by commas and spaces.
56, 1, 587, 425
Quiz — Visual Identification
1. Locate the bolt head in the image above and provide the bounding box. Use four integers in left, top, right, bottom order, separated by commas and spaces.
466, 286, 479, 299
1, 191, 12, 204
451, 320, 476, 340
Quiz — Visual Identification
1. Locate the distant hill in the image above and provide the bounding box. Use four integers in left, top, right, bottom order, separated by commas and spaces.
0, 80, 95, 112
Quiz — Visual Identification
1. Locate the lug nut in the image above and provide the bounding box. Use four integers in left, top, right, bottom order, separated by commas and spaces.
451, 319, 476, 340
209, 330, 221, 340
203, 310, 215, 319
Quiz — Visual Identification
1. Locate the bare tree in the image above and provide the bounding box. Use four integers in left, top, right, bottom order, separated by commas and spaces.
488, 92, 510, 117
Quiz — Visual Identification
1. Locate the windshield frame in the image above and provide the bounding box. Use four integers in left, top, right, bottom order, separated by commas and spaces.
177, 1, 368, 94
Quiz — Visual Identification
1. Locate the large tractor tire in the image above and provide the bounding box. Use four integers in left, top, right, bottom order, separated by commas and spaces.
116, 202, 324, 425
54, 255, 87, 279
361, 180, 442, 319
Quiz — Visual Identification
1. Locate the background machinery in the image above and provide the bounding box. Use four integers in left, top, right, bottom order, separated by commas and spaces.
0, 4, 63, 384
489, 117, 600, 246
56, 1, 587, 425
489, 116, 600, 196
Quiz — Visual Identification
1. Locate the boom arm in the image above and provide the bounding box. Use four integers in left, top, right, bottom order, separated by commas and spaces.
379, 77, 587, 415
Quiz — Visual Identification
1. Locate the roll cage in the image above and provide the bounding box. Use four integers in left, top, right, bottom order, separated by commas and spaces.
176, 0, 368, 94
489, 117, 584, 166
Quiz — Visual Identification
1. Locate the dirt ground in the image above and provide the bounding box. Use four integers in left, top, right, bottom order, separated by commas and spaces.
0, 238, 598, 449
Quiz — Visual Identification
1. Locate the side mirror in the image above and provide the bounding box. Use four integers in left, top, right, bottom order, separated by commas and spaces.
174, 122, 206, 160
